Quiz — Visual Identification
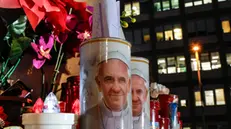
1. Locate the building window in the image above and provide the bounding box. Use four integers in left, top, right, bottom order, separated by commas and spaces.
164, 25, 174, 41
218, 0, 227, 2
226, 53, 231, 66
155, 24, 183, 42
222, 20, 231, 33
191, 52, 221, 71
158, 58, 167, 74
205, 90, 215, 106
158, 56, 186, 74
185, 2, 193, 7
164, 30, 174, 41
215, 89, 226, 105
180, 99, 187, 107
154, 0, 179, 12
195, 91, 202, 106
143, 28, 150, 43
124, 28, 151, 44
124, 2, 140, 17
191, 55, 199, 71
194, 0, 203, 6
196, 20, 206, 36
124, 3, 132, 17
173, 24, 183, 40
134, 29, 142, 44
124, 30, 133, 43
206, 18, 216, 35
177, 56, 186, 73
201, 53, 211, 71
167, 57, 176, 74
162, 0, 170, 11
211, 52, 221, 69
188, 19, 216, 37
154, 1, 162, 12
204, 0, 212, 4
132, 2, 140, 16
185, 0, 212, 7
172, 0, 179, 9
156, 32, 164, 41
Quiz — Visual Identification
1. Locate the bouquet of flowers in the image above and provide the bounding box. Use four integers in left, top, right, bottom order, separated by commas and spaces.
0, 0, 93, 95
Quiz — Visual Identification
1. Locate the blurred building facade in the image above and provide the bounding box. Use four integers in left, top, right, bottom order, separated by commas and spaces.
121, 0, 231, 128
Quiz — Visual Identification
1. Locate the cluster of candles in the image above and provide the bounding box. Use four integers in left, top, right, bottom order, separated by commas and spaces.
150, 94, 182, 129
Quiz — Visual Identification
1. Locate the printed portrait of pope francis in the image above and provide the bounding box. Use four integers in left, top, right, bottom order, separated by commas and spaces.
80, 51, 133, 129
131, 58, 150, 129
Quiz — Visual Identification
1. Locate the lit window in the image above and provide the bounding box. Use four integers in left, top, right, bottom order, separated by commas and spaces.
156, 26, 164, 42
195, 91, 202, 106
132, 2, 140, 16
226, 53, 231, 66
222, 20, 231, 33
185, 2, 193, 7
201, 53, 211, 71
218, 0, 226, 2
162, 0, 170, 11
156, 32, 164, 41
203, 0, 212, 4
173, 25, 182, 40
211, 52, 221, 69
177, 56, 186, 73
171, 0, 179, 9
205, 90, 215, 106
191, 55, 199, 71
124, 3, 132, 17
167, 57, 176, 74
143, 35, 150, 43
158, 58, 167, 74
180, 99, 187, 107
215, 89, 226, 105
194, 0, 203, 6
164, 30, 173, 41
154, 2, 161, 12
143, 28, 150, 43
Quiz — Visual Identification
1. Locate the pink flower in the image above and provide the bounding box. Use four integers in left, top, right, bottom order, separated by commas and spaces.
31, 34, 54, 69
77, 31, 91, 41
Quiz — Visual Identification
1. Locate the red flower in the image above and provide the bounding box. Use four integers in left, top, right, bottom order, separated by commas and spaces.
46, 3, 68, 34
62, 0, 86, 11
0, 106, 9, 128
0, 107, 4, 114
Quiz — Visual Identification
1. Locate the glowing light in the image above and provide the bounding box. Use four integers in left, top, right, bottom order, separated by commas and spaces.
192, 45, 200, 52
43, 92, 60, 113
33, 98, 44, 113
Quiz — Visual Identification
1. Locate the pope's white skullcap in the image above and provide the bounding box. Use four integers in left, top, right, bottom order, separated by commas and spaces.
131, 57, 149, 88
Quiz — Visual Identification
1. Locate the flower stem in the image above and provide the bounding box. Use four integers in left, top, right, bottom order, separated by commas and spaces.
50, 52, 64, 93
2, 58, 10, 72
41, 67, 46, 100
50, 43, 63, 93
55, 44, 63, 70
1, 57, 22, 83
49, 8, 73, 93
7, 58, 21, 79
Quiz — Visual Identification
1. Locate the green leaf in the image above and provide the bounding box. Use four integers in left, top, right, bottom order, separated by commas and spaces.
10, 39, 23, 59
9, 36, 31, 61
9, 15, 27, 36
17, 36, 31, 51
